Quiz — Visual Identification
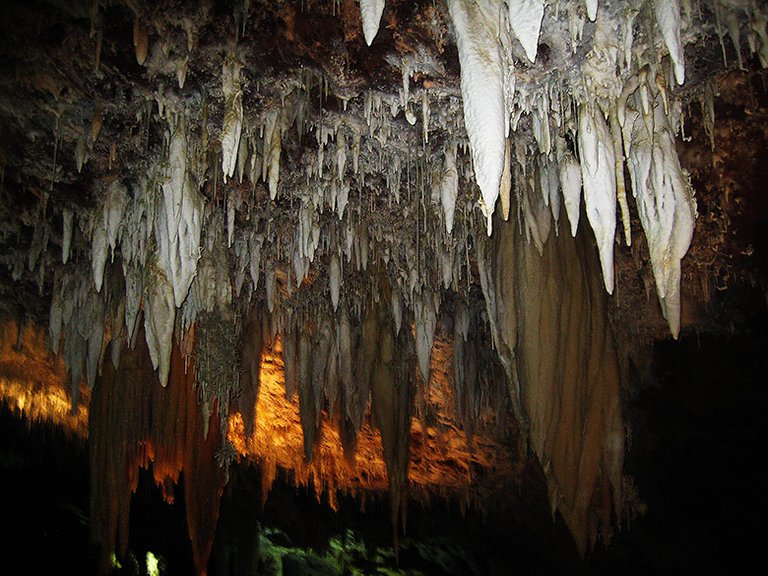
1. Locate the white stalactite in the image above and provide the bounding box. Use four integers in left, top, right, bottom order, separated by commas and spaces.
447, 0, 506, 234
654, 0, 685, 85
578, 105, 616, 294
222, 55, 244, 182
623, 97, 697, 338
585, 0, 598, 22
329, 253, 341, 311
507, 0, 546, 63
157, 120, 204, 308
91, 215, 108, 293
360, 0, 386, 46
440, 147, 459, 234
105, 179, 128, 259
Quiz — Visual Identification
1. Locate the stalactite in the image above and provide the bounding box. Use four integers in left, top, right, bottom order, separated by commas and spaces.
238, 306, 265, 441
368, 284, 415, 556
509, 216, 624, 557
89, 322, 226, 576
447, 0, 506, 233
221, 53, 244, 183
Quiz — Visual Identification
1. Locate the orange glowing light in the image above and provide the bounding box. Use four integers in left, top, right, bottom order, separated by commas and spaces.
1, 319, 520, 508
228, 334, 520, 509
0, 321, 88, 437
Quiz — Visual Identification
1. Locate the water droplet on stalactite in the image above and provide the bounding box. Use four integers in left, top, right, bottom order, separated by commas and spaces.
221, 54, 244, 183
654, 0, 685, 85
578, 104, 616, 294
447, 0, 506, 234
360, 0, 386, 46
507, 0, 545, 63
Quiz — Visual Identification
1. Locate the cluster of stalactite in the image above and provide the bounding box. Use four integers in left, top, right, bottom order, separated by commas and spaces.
85, 220, 624, 574
7, 0, 768, 569
89, 325, 227, 576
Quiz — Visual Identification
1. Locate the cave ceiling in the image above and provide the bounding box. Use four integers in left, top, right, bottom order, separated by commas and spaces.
1, 0, 768, 571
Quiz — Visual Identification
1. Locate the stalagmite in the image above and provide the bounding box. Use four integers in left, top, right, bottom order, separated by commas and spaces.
360, 0, 386, 46
507, 0, 546, 63
447, 0, 506, 233
578, 105, 616, 294
221, 54, 244, 183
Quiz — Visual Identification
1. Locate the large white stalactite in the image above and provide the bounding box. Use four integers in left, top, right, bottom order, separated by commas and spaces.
447, 0, 506, 234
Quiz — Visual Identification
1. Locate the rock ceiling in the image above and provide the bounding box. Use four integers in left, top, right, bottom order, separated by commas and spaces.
1, 0, 767, 573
